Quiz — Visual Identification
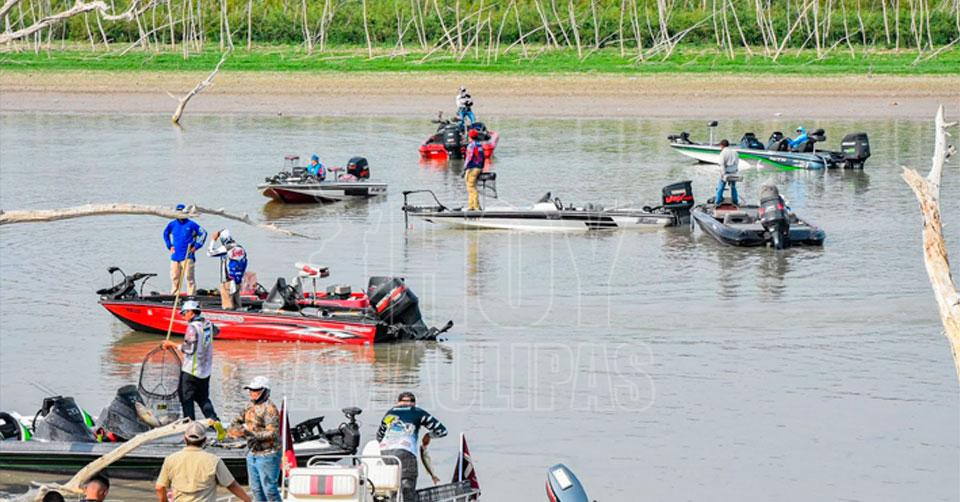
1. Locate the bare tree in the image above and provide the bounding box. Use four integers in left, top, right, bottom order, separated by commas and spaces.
168, 48, 231, 125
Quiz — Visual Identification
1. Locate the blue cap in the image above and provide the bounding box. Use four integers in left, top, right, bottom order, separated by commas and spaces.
311, 154, 319, 161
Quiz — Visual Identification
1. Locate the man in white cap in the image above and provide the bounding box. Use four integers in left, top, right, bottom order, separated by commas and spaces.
228, 376, 282, 501
207, 228, 248, 310
156, 421, 252, 502
162, 301, 222, 433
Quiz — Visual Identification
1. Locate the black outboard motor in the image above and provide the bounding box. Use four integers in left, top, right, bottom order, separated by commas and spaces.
32, 396, 97, 442
758, 184, 790, 250
368, 277, 430, 341
767, 132, 787, 151
346, 157, 370, 179
840, 132, 871, 168
739, 133, 764, 150
660, 180, 695, 223
96, 385, 153, 441
440, 123, 464, 156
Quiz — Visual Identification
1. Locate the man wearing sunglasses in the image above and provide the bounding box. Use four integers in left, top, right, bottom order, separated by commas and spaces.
377, 392, 448, 501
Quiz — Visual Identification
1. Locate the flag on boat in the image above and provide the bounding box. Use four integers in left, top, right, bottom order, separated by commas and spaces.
280, 397, 297, 475
452, 433, 480, 498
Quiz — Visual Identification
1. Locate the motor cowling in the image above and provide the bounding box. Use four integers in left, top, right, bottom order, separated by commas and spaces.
346, 157, 370, 179
661, 181, 695, 221
367, 277, 431, 341
758, 185, 790, 249
739, 133, 764, 150
96, 385, 153, 441
33, 396, 97, 442
441, 123, 463, 152
840, 132, 870, 168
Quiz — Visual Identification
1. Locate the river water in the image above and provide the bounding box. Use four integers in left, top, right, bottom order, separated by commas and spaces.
1, 112, 958, 501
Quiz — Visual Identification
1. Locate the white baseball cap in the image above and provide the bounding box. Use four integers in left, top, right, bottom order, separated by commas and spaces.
244, 376, 270, 391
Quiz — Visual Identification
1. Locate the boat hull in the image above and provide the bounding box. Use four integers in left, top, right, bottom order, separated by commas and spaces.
407, 208, 677, 232
100, 299, 380, 345
691, 205, 826, 247
670, 143, 829, 171
258, 182, 387, 203
0, 440, 350, 482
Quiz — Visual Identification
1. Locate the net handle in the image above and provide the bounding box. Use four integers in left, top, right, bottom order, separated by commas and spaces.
165, 257, 191, 341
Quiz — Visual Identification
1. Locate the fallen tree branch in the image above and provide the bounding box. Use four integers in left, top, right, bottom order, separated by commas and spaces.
0, 203, 316, 239
902, 104, 960, 383
169, 48, 232, 125
0, 0, 158, 44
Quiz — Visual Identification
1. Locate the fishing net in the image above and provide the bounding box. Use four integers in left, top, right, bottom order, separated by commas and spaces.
139, 346, 183, 425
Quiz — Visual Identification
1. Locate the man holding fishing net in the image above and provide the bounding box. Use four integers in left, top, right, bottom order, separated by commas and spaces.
161, 300, 225, 439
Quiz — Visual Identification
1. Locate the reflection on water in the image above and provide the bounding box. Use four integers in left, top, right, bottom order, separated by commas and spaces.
1, 113, 958, 501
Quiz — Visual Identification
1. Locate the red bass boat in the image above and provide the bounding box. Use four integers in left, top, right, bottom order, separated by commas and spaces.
97, 265, 452, 345
418, 115, 499, 161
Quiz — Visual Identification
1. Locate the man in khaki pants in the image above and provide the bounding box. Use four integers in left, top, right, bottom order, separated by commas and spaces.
163, 204, 207, 295
463, 129, 485, 210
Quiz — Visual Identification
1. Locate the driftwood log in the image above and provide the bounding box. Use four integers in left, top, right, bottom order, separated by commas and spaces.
168, 49, 232, 125
0, 203, 315, 239
902, 104, 960, 383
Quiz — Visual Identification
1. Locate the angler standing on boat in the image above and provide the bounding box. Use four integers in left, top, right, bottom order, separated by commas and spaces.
377, 391, 448, 502
456, 87, 475, 130
163, 204, 207, 295
161, 301, 223, 432
306, 154, 326, 181
463, 129, 485, 211
227, 376, 282, 502
156, 421, 252, 502
714, 139, 740, 205
207, 228, 247, 310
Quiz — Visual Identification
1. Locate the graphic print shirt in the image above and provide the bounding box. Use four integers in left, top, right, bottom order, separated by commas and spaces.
376, 405, 447, 456
180, 317, 217, 379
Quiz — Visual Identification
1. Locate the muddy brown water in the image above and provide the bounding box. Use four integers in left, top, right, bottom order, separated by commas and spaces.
1, 113, 958, 501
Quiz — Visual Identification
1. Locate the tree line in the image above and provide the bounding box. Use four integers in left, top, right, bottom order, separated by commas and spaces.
3, 0, 958, 61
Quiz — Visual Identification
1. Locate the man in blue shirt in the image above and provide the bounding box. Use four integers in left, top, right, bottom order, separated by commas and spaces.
163, 204, 207, 295
377, 392, 447, 501
207, 228, 248, 310
306, 154, 326, 181
787, 126, 808, 150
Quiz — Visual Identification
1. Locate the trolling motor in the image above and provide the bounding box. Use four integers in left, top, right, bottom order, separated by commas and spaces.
758, 184, 790, 250
291, 407, 363, 454
97, 267, 157, 299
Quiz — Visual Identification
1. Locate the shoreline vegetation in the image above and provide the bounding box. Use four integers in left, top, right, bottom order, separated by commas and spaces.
1, 0, 958, 75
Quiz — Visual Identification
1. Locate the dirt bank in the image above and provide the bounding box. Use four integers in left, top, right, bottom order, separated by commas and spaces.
2, 71, 958, 119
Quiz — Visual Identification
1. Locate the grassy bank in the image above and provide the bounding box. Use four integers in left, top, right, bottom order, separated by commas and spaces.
2, 45, 959, 75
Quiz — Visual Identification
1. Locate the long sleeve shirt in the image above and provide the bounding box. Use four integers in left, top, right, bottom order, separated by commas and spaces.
377, 405, 447, 456
208, 241, 248, 285
719, 147, 740, 175
230, 400, 281, 456
787, 131, 808, 149
163, 219, 207, 262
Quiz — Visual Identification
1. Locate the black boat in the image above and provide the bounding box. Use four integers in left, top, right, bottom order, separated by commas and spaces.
692, 184, 825, 249
0, 393, 362, 482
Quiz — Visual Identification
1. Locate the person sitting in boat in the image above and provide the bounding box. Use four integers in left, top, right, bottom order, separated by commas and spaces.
456, 86, 475, 130
714, 139, 740, 205
463, 129, 486, 211
306, 154, 326, 181
787, 126, 808, 150
207, 228, 247, 310
227, 376, 281, 502
156, 421, 252, 502
79, 472, 110, 502
377, 391, 448, 502
161, 301, 224, 437
163, 204, 207, 296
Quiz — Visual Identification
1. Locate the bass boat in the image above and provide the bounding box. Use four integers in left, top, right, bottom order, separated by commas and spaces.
419, 114, 498, 161
97, 264, 453, 344
692, 184, 825, 249
259, 155, 387, 203
0, 393, 362, 482
403, 179, 694, 232
668, 122, 870, 170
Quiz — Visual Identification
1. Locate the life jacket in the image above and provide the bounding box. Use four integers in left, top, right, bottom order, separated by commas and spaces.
466, 141, 485, 168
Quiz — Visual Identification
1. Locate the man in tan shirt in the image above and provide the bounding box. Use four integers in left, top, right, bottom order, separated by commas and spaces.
155, 421, 252, 502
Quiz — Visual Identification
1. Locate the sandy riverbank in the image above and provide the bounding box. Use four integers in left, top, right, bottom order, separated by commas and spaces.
2, 71, 958, 119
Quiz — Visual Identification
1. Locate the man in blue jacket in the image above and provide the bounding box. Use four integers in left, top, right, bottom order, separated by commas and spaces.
377, 392, 447, 501
163, 204, 207, 295
787, 126, 808, 150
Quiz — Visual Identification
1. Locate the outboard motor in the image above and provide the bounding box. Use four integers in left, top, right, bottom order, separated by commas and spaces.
440, 123, 463, 156
739, 133, 764, 150
661, 180, 695, 223
758, 184, 790, 250
368, 277, 430, 341
346, 157, 370, 179
32, 396, 97, 442
546, 464, 590, 502
667, 131, 693, 144
767, 132, 786, 151
840, 132, 871, 168
96, 385, 153, 441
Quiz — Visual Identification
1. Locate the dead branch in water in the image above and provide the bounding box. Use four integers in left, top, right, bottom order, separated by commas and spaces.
167, 48, 231, 125
902, 104, 960, 383
0, 202, 315, 239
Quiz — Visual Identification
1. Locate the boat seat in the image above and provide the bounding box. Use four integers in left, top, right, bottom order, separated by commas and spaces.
723, 212, 753, 225
296, 263, 329, 279
362, 457, 401, 495
263, 277, 301, 311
